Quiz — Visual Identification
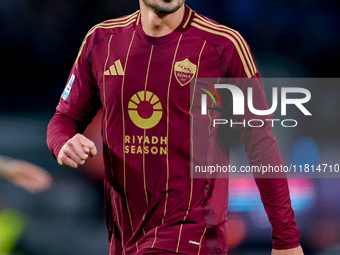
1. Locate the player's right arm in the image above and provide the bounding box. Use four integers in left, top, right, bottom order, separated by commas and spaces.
47, 28, 100, 167
47, 112, 97, 168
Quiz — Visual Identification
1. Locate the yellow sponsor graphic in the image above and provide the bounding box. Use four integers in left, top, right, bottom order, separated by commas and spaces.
128, 91, 163, 129
125, 135, 167, 155
174, 58, 197, 86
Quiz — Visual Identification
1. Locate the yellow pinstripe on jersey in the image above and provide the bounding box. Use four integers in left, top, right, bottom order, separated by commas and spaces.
176, 40, 207, 253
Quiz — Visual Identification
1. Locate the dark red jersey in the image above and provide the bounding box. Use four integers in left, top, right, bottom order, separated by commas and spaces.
47, 5, 300, 254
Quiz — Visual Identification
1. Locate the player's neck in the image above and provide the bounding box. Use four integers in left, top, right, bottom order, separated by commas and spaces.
139, 2, 185, 37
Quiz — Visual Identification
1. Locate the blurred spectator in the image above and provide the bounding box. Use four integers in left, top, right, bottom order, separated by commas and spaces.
0, 155, 52, 193
0, 209, 26, 255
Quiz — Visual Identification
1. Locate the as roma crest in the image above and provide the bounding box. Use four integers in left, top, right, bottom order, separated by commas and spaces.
174, 59, 197, 86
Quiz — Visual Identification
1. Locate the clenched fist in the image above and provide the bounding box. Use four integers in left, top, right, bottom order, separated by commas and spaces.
58, 134, 97, 168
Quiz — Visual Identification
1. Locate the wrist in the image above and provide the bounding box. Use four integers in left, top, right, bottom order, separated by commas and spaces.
273, 241, 301, 250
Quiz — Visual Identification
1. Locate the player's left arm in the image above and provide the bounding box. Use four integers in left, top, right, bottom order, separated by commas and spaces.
224, 31, 303, 252
240, 124, 302, 252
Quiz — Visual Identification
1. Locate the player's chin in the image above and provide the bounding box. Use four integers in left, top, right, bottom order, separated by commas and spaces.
157, 5, 181, 14
153, 0, 185, 14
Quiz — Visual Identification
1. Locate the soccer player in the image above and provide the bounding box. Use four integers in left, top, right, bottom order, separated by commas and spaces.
47, 0, 303, 254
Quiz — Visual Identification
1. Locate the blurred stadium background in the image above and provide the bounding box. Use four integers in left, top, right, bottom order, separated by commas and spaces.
0, 0, 340, 254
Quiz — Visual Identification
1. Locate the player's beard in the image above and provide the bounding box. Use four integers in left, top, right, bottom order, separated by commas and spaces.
142, 0, 186, 14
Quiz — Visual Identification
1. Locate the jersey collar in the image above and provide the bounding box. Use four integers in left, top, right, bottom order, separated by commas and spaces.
135, 5, 194, 45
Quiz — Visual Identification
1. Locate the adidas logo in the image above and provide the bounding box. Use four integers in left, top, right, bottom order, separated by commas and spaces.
104, 60, 124, 76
